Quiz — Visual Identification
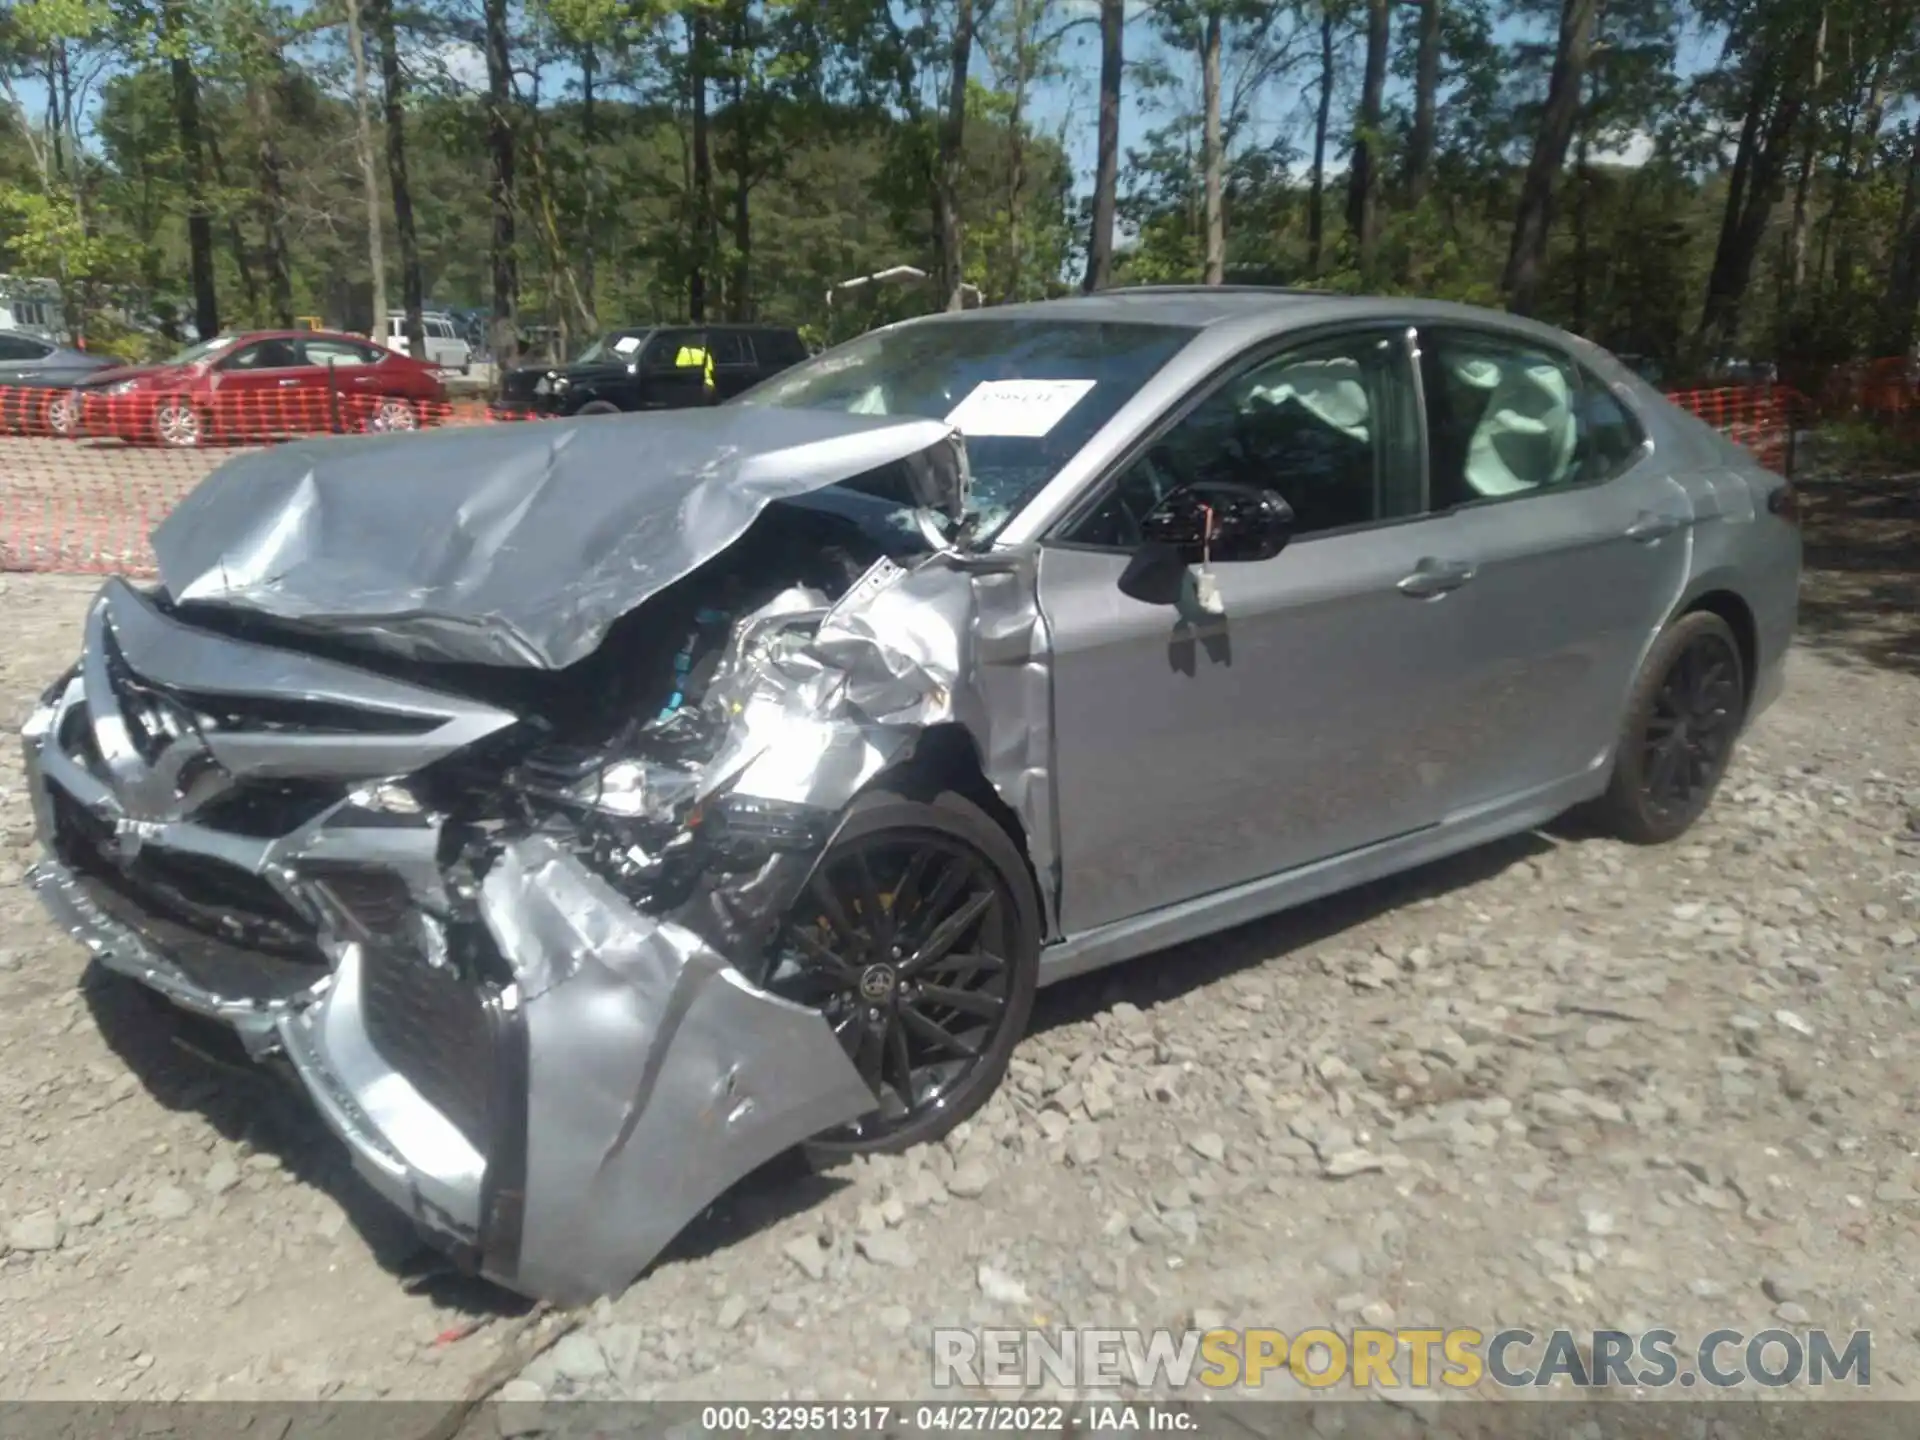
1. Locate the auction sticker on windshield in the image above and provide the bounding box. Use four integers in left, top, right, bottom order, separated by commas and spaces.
945, 379, 1096, 437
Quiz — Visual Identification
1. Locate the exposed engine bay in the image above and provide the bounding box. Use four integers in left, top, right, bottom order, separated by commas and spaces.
21, 407, 1057, 1302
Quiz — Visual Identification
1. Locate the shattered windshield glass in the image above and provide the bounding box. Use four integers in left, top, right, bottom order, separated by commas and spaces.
735, 318, 1195, 536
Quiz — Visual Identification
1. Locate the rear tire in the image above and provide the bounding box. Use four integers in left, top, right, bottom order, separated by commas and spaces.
1592, 611, 1747, 845
765, 785, 1041, 1162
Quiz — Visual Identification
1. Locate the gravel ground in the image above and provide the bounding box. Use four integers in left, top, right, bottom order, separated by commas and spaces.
0, 468, 1916, 1407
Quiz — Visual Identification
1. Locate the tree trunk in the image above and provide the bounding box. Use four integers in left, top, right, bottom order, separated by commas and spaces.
1345, 0, 1390, 274
375, 0, 424, 355
1084, 0, 1122, 292
1782, 7, 1826, 304
1501, 0, 1599, 315
1406, 0, 1441, 203
249, 80, 294, 327
1572, 121, 1590, 336
1307, 2, 1334, 277
727, 14, 752, 320
1829, 42, 1892, 301
167, 37, 219, 339
203, 131, 259, 322
934, 0, 976, 311
581, 41, 598, 330
1880, 129, 1920, 356
1199, 12, 1224, 285
345, 0, 386, 344
689, 11, 712, 322
1697, 50, 1811, 358
483, 0, 517, 373
1004, 4, 1029, 302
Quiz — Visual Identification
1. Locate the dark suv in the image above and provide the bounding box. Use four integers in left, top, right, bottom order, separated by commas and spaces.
494, 323, 808, 418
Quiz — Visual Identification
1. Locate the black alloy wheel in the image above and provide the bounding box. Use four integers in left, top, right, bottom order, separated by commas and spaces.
1595, 610, 1748, 844
767, 786, 1039, 1157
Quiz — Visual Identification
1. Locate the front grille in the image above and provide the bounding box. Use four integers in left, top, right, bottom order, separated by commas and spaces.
315, 866, 414, 935
194, 780, 345, 838
49, 787, 321, 957
359, 944, 497, 1153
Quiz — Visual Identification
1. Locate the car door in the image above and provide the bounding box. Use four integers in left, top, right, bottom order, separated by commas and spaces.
300, 336, 408, 423
709, 331, 760, 400
208, 337, 311, 433
635, 329, 715, 408
1411, 325, 1694, 814
1038, 326, 1485, 935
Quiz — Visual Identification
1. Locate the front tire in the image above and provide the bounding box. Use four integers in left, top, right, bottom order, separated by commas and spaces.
367, 397, 419, 432
765, 786, 1040, 1159
153, 397, 204, 448
1593, 611, 1747, 844
573, 399, 620, 417
44, 390, 79, 438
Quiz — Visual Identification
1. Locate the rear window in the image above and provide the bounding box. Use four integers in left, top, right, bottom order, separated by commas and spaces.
755, 330, 808, 366
738, 317, 1195, 533
710, 332, 753, 366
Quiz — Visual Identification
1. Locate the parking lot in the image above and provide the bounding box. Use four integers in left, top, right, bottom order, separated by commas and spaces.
0, 442, 1916, 1406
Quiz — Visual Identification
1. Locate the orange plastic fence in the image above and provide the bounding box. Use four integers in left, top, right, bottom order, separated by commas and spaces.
0, 378, 1816, 581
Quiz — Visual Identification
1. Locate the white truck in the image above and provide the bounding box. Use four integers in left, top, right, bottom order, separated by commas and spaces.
383, 312, 472, 373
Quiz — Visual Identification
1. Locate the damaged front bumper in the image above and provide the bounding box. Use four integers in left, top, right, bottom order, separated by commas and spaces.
20, 580, 875, 1302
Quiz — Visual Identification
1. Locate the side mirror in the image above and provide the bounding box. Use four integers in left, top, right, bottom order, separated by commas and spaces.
1116, 482, 1293, 606
1142, 480, 1293, 564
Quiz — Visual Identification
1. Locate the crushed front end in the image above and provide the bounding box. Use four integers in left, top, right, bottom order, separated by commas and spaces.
20, 409, 1056, 1303
20, 574, 893, 1300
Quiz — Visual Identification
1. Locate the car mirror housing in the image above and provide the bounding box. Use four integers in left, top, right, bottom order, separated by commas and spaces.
1141, 480, 1294, 566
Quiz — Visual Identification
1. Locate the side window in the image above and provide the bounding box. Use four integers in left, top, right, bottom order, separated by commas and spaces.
1064, 330, 1421, 550
300, 338, 376, 368
0, 336, 51, 361
758, 330, 806, 366
219, 341, 301, 370
644, 330, 702, 370
709, 331, 751, 366
1578, 378, 1648, 482
1420, 329, 1620, 508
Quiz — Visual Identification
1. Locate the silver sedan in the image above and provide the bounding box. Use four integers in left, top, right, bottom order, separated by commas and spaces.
21, 289, 1799, 1302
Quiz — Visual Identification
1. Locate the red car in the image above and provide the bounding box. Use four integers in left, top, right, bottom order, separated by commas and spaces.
70, 330, 448, 447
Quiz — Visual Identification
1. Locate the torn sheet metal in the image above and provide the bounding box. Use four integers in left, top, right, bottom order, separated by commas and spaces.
691, 547, 1059, 933
151, 407, 969, 671
479, 837, 873, 1303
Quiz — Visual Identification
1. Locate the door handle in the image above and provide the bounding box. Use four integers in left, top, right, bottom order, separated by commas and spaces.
1625, 511, 1687, 542
277, 377, 301, 387
1397, 558, 1476, 598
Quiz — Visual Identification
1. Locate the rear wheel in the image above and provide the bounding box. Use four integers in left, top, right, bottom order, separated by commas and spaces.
764, 786, 1040, 1158
153, 397, 204, 448
1593, 611, 1747, 844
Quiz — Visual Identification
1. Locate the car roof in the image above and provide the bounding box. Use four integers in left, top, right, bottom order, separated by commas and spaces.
907, 286, 1595, 354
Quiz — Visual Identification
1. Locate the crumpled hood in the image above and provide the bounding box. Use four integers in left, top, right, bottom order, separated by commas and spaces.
151, 405, 969, 670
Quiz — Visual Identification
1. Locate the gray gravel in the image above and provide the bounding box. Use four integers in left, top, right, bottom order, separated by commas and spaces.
2, 568, 1918, 1403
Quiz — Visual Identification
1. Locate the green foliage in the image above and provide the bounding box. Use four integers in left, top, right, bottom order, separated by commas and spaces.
0, 0, 1916, 372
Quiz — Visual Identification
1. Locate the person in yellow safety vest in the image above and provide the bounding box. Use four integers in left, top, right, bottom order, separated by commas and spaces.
674, 340, 716, 395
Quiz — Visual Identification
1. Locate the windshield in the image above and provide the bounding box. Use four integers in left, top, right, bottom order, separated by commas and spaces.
736, 317, 1195, 535
573, 330, 650, 365
165, 335, 241, 367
